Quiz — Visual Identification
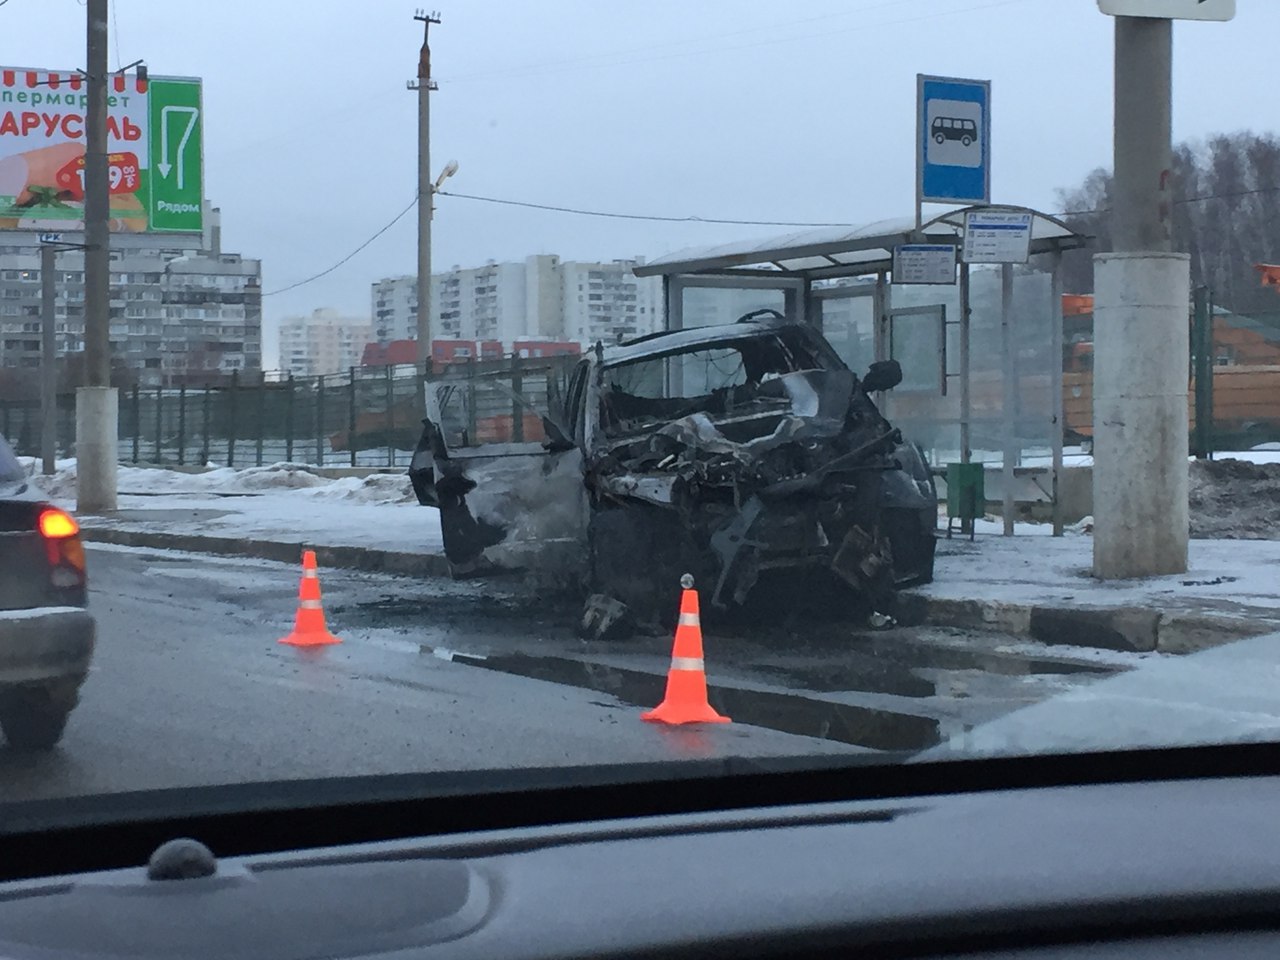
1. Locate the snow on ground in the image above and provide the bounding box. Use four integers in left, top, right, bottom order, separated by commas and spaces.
1004, 444, 1280, 470
94, 493, 442, 555
925, 534, 1280, 621
20, 458, 417, 504
922, 630, 1280, 759
17, 458, 443, 554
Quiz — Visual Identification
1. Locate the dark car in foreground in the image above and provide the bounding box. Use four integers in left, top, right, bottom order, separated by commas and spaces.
410, 313, 937, 638
0, 436, 94, 750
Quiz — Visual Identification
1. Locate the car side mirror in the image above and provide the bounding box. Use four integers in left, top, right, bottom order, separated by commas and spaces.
541, 416, 576, 452
862, 360, 903, 393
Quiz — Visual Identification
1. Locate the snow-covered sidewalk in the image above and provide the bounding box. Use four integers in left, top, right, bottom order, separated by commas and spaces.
22, 459, 444, 555
928, 534, 1280, 624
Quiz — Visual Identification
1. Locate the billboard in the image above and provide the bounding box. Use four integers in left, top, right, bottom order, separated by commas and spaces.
0, 67, 202, 234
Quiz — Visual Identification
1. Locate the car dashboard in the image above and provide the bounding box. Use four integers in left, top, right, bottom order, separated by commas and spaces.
2, 750, 1280, 959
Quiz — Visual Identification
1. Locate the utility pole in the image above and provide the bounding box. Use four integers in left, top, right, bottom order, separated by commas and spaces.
411, 10, 440, 370
40, 242, 57, 475
77, 0, 117, 513
1091, 14, 1188, 579
1091, 2, 1234, 578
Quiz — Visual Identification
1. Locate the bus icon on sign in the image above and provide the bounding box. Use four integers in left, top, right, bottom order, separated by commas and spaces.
931, 116, 977, 147
924, 97, 983, 169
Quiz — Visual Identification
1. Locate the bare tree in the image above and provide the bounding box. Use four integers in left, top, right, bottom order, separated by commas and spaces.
1056, 130, 1280, 313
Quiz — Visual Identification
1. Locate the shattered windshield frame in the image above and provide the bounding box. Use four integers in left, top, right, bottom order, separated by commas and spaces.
597, 327, 835, 440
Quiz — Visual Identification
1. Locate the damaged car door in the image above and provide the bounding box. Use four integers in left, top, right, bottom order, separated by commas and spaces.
408, 361, 590, 586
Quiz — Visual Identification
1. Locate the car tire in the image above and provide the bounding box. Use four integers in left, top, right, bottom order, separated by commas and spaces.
1, 707, 70, 751
884, 507, 936, 587
933, 133, 945, 144
961, 135, 972, 146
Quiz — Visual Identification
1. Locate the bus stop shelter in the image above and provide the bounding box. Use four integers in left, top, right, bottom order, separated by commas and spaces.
633, 206, 1090, 535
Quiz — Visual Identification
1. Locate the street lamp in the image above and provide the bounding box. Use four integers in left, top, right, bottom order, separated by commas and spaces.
433, 159, 459, 205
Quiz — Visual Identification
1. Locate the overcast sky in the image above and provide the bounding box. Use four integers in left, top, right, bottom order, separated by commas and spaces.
1, 0, 1269, 367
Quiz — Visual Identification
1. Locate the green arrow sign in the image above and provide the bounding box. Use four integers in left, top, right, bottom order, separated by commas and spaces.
147, 78, 203, 233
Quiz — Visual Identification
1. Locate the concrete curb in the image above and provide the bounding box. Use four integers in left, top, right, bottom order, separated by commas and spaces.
79, 527, 1277, 656
119, 462, 404, 479
898, 591, 1280, 655
79, 527, 453, 579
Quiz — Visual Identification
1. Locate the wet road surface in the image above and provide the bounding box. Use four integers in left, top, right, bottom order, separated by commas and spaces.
1, 545, 1145, 803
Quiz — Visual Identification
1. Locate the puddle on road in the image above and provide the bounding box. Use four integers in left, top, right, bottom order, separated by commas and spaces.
338, 593, 577, 633
747, 641, 1111, 696
438, 650, 941, 752
750, 655, 935, 698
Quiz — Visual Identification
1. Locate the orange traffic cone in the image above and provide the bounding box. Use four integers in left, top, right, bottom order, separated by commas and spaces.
642, 575, 729, 725
278, 550, 341, 646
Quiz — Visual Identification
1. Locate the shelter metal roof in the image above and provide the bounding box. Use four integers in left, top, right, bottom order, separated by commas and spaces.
633, 206, 1089, 281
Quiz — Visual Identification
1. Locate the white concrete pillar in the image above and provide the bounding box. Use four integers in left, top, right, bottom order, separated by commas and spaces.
1092, 252, 1190, 578
76, 386, 118, 514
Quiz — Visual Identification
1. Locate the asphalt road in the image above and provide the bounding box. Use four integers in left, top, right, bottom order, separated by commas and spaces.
0, 545, 1140, 803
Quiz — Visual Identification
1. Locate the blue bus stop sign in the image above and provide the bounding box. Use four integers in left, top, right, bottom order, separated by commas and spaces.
917, 74, 990, 206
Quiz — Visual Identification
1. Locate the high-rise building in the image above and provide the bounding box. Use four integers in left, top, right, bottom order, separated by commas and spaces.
371, 275, 418, 343
0, 207, 262, 386
560, 259, 662, 347
370, 254, 661, 351
277, 308, 373, 378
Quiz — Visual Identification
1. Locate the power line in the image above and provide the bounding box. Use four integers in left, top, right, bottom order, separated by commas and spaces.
262, 197, 418, 297
436, 190, 854, 227
1054, 184, 1280, 219
111, 0, 121, 72
259, 182, 1280, 299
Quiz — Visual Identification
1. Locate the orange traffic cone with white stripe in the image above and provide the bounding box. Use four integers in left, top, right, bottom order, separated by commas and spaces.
278, 549, 341, 646
642, 574, 729, 725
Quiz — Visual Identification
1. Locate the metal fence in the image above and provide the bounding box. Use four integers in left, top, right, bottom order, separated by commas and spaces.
429, 354, 578, 450
1062, 293, 1280, 455
0, 354, 583, 469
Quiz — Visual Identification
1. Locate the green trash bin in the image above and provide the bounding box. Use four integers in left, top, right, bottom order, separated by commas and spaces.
946, 462, 985, 539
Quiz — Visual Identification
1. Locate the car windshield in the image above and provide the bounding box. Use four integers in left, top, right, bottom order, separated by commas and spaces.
3, 1, 1280, 832
597, 329, 835, 437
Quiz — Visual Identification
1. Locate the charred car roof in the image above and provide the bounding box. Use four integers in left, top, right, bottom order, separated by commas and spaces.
602, 317, 808, 367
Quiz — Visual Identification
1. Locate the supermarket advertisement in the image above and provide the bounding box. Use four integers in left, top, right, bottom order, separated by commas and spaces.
0, 67, 203, 234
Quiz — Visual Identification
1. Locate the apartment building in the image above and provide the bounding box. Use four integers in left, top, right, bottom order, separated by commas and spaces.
277, 308, 373, 377
370, 254, 662, 352
370, 275, 418, 343
560, 259, 662, 346
0, 210, 262, 386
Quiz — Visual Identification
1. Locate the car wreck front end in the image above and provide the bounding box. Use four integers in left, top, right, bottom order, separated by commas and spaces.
581, 323, 936, 634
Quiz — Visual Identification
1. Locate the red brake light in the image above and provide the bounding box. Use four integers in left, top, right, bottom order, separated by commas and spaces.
38, 508, 79, 539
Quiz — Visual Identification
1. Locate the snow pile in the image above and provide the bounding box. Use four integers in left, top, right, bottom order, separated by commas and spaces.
206, 464, 330, 492
1067, 515, 1094, 536
1189, 458, 1280, 540
298, 473, 415, 504
19, 459, 396, 498
23, 458, 79, 499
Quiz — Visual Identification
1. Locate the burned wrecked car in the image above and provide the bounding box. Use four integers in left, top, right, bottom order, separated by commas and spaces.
409, 313, 937, 637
